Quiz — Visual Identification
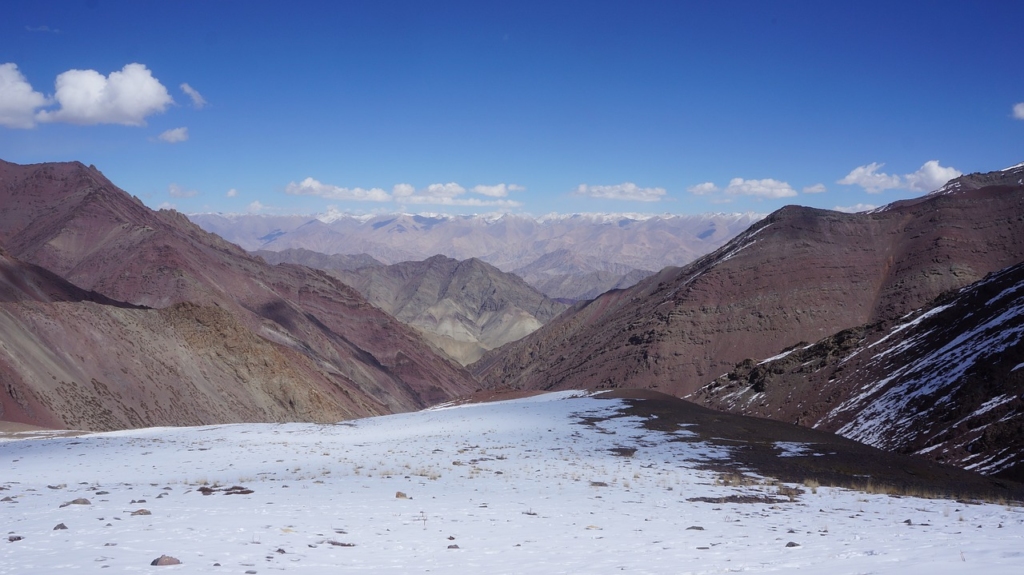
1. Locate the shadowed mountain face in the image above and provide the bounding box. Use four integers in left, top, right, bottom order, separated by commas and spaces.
189, 212, 762, 300
473, 165, 1024, 398
0, 160, 475, 430
324, 255, 569, 365
691, 259, 1024, 481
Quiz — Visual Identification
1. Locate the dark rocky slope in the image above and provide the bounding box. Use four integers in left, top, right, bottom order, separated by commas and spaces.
691, 259, 1024, 481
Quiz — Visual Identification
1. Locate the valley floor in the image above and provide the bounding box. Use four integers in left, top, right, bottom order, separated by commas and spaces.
2, 392, 1022, 574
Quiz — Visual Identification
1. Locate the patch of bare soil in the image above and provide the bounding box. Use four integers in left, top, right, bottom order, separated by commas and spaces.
593, 390, 1024, 502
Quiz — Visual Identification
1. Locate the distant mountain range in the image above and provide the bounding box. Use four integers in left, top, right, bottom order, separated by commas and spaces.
0, 159, 475, 430
258, 251, 568, 365
189, 211, 763, 300
473, 164, 1024, 402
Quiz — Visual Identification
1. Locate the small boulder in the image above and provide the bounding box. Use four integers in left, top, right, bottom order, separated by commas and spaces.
53, 523, 68, 530
151, 555, 181, 566
131, 509, 152, 516
395, 491, 408, 499
786, 541, 801, 548
59, 498, 91, 508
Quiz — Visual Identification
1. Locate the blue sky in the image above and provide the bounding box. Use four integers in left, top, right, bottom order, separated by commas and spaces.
2, 1, 1022, 217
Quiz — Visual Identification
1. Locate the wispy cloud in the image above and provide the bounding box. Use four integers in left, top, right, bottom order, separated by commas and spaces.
180, 83, 207, 109
25, 25, 60, 34
226, 188, 238, 198
394, 182, 522, 207
471, 183, 525, 197
833, 203, 877, 213
168, 183, 198, 198
687, 182, 719, 196
158, 127, 188, 143
285, 178, 524, 207
1013, 102, 1024, 120
687, 177, 797, 199
838, 160, 961, 193
802, 183, 827, 194
574, 182, 667, 202
285, 177, 392, 202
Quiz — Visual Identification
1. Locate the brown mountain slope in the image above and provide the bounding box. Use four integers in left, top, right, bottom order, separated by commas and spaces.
690, 259, 1024, 481
328, 255, 568, 365
0, 249, 387, 429
472, 165, 1024, 397
0, 160, 475, 428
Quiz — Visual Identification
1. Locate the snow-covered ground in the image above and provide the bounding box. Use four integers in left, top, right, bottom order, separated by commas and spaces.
2, 392, 1022, 574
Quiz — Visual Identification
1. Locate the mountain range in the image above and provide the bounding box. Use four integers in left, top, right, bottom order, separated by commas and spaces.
3, 157, 1024, 487
0, 159, 474, 430
472, 164, 1024, 401
311, 254, 568, 365
189, 211, 762, 300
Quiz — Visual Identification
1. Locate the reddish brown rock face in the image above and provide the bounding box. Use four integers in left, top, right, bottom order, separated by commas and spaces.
0, 159, 475, 430
692, 259, 1024, 481
474, 167, 1024, 398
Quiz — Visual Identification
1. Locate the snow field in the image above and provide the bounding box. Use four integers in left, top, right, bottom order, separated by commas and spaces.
2, 391, 1023, 574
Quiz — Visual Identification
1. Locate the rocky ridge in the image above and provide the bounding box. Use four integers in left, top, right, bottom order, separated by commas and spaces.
690, 259, 1024, 481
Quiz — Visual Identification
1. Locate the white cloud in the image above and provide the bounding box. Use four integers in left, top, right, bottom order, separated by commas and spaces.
284, 179, 524, 207
391, 183, 416, 198
1013, 102, 1024, 120
168, 183, 198, 198
723, 178, 797, 199
180, 83, 207, 109
802, 183, 827, 194
423, 182, 466, 198
0, 63, 49, 128
36, 63, 173, 126
158, 126, 188, 143
226, 188, 238, 198
574, 182, 667, 202
838, 160, 961, 193
837, 162, 904, 193
833, 203, 877, 213
472, 183, 525, 198
687, 182, 719, 195
395, 182, 521, 207
285, 177, 392, 202
247, 201, 264, 213
903, 160, 962, 192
